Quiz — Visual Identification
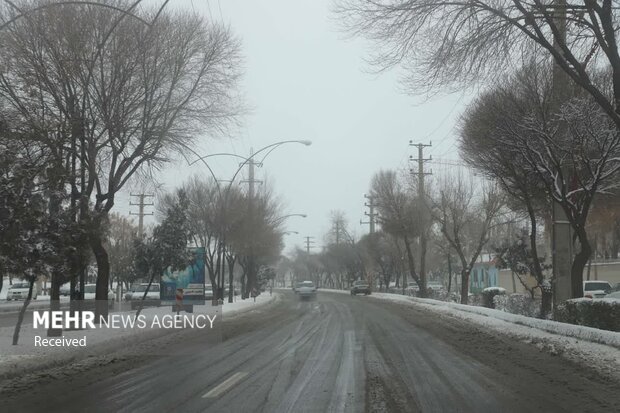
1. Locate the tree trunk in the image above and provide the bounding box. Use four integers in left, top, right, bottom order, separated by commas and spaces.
227, 254, 236, 303
419, 229, 428, 296
526, 202, 545, 286
447, 253, 452, 293
403, 235, 423, 296
540, 285, 552, 319
47, 270, 63, 337
460, 269, 470, 304
12, 278, 34, 345
240, 268, 247, 299
91, 233, 110, 318
135, 268, 155, 318
571, 230, 591, 298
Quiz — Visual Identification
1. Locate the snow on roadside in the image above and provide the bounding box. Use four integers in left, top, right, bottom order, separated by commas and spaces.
370, 292, 620, 349
322, 289, 620, 380
0, 292, 279, 380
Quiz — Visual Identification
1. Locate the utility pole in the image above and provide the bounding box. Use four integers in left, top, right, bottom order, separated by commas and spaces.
129, 193, 154, 237
551, 0, 575, 305
409, 141, 432, 295
240, 147, 264, 297
361, 193, 379, 289
336, 220, 340, 245
240, 147, 264, 198
304, 236, 315, 253
361, 193, 378, 234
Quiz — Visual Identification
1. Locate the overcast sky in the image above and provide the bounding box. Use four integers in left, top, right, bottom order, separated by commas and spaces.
119, 0, 471, 255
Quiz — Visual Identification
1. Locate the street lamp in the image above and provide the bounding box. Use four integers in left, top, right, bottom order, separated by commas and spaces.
273, 214, 307, 225
180, 140, 311, 302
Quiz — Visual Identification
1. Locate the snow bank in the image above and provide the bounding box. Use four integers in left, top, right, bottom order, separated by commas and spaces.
0, 292, 279, 379
369, 292, 620, 349
329, 289, 620, 379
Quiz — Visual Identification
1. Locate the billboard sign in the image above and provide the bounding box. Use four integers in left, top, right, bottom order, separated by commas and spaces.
160, 247, 205, 305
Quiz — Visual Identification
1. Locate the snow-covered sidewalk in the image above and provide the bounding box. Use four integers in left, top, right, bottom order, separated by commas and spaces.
0, 292, 279, 379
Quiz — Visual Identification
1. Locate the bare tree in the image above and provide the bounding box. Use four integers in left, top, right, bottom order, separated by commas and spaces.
336, 0, 620, 128
231, 184, 284, 298
461, 64, 620, 299
432, 174, 505, 304
460, 64, 554, 311
371, 169, 428, 295
105, 213, 138, 291
0, 1, 243, 310
360, 231, 406, 291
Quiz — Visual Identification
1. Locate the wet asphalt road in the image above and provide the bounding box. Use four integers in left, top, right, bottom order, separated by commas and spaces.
2, 291, 619, 412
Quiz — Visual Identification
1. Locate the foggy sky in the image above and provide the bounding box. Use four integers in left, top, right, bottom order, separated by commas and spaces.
119, 0, 469, 255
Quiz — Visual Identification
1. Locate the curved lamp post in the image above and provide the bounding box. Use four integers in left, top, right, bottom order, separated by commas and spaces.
273, 213, 307, 226
180, 140, 311, 302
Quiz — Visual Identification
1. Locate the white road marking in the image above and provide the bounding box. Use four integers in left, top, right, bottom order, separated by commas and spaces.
202, 372, 248, 399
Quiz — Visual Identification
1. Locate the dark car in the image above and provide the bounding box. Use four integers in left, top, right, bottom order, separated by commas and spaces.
351, 280, 371, 296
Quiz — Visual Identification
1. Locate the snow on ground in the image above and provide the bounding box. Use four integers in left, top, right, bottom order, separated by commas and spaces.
321, 288, 620, 380
0, 292, 279, 379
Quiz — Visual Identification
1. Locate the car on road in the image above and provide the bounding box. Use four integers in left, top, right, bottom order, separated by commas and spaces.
82, 283, 115, 308
406, 282, 420, 295
296, 281, 317, 300
427, 281, 444, 292
6, 282, 38, 300
125, 283, 161, 309
293, 281, 304, 294
351, 280, 371, 296
583, 280, 613, 299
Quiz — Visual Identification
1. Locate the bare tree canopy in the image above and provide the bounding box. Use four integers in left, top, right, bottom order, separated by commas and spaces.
460, 63, 620, 298
336, 0, 620, 125
432, 173, 505, 303
0, 0, 244, 306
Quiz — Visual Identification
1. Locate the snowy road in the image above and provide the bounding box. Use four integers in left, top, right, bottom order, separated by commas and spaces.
2, 291, 619, 412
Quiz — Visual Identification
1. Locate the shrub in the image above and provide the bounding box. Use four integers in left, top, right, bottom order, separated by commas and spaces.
555, 298, 620, 332
481, 287, 506, 308
494, 293, 540, 318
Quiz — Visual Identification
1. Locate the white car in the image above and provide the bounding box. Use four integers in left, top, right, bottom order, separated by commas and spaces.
583, 281, 612, 299
6, 282, 38, 300
427, 281, 445, 292
406, 282, 420, 295
81, 284, 115, 308
126, 283, 161, 309
296, 281, 317, 300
